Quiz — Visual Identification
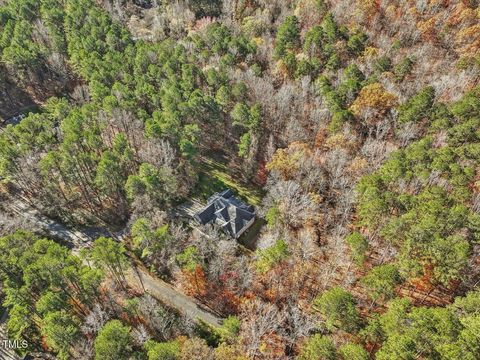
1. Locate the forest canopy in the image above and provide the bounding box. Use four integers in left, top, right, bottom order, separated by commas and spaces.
0, 0, 480, 359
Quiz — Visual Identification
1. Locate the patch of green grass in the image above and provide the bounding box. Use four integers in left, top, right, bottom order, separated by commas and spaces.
196, 158, 264, 206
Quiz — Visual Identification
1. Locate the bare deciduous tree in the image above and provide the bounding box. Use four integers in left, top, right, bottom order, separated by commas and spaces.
240, 299, 285, 358
81, 304, 110, 335
132, 324, 152, 347
138, 294, 178, 340
265, 180, 320, 228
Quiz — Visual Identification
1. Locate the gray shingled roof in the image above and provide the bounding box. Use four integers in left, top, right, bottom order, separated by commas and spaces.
195, 203, 215, 224
194, 189, 255, 238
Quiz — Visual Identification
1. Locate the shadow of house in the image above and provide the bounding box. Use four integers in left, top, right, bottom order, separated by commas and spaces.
193, 189, 255, 239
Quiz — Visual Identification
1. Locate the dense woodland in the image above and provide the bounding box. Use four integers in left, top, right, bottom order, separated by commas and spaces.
0, 0, 480, 359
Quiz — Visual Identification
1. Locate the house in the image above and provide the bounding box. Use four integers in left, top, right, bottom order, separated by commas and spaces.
193, 189, 256, 239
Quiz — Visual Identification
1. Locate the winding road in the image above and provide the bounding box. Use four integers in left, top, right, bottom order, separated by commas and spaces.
5, 198, 223, 328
